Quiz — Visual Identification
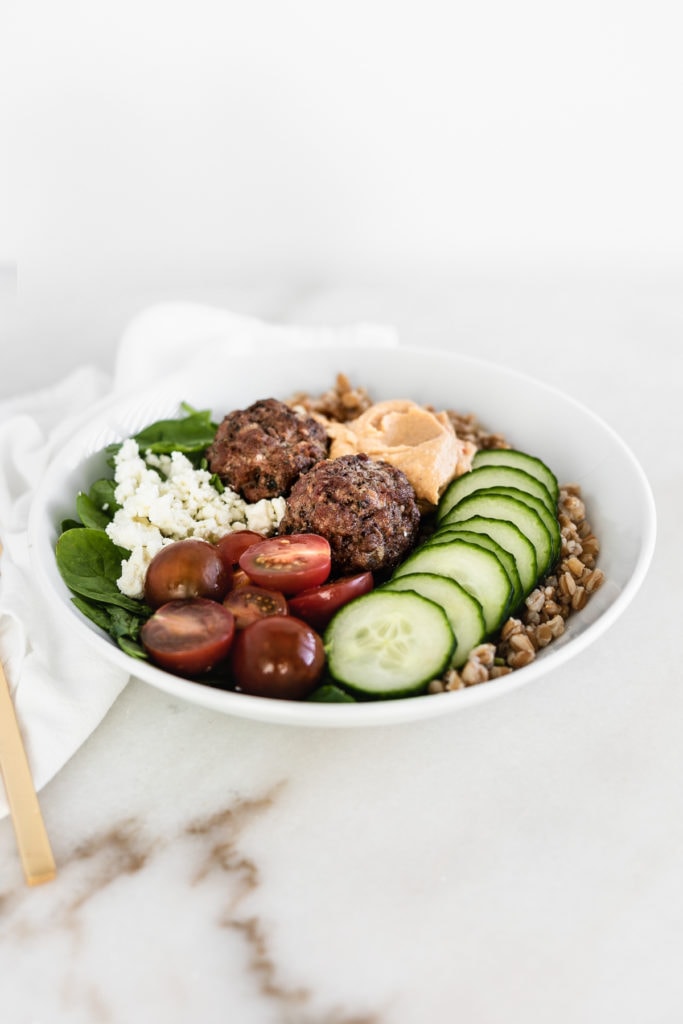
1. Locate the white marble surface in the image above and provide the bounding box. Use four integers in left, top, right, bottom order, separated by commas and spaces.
1, 274, 681, 1024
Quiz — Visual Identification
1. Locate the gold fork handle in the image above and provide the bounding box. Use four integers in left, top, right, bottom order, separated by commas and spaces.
0, 661, 56, 885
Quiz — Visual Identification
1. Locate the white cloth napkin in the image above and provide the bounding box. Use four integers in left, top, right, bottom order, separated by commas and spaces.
0, 303, 398, 817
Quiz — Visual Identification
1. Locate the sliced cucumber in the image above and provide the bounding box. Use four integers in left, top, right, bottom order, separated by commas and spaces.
382, 572, 486, 668
484, 486, 561, 567
438, 464, 555, 521
440, 492, 552, 580
431, 515, 538, 597
391, 538, 512, 634
472, 448, 559, 505
324, 590, 455, 698
426, 529, 523, 610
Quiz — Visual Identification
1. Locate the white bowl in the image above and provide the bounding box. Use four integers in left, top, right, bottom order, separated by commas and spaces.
28, 345, 656, 727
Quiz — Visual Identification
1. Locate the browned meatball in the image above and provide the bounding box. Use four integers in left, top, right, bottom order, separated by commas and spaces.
206, 398, 328, 502
279, 453, 421, 575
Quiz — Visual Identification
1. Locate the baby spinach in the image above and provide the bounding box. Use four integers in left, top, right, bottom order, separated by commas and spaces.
57, 528, 152, 655
55, 403, 219, 657
307, 683, 356, 703
56, 529, 144, 612
70, 594, 115, 633
60, 517, 83, 533
75, 492, 112, 531
106, 405, 217, 463
117, 636, 148, 660
71, 595, 149, 660
88, 478, 120, 515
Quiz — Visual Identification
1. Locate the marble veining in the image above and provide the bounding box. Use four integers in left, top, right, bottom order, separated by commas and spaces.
1, 782, 383, 1024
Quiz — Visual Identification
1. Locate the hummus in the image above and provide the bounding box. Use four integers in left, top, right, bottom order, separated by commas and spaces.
326, 399, 475, 505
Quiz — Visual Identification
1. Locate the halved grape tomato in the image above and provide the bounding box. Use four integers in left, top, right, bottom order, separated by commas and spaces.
223, 585, 288, 629
215, 531, 265, 571
140, 598, 235, 676
239, 534, 331, 595
144, 538, 231, 609
287, 572, 374, 631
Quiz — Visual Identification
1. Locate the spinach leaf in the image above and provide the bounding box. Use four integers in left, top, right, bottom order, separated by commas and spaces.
71, 594, 150, 655
108, 605, 147, 641
61, 518, 83, 533
105, 405, 217, 468
307, 683, 356, 703
56, 528, 145, 613
89, 478, 120, 515
131, 408, 217, 455
117, 636, 148, 660
76, 492, 112, 530
71, 595, 115, 632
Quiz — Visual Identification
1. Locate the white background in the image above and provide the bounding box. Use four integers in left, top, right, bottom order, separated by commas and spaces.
1, 1, 682, 393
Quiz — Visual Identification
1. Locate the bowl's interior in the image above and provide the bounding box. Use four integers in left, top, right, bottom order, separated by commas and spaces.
28, 344, 656, 726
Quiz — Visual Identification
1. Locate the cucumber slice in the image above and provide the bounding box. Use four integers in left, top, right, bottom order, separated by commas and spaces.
438, 464, 555, 521
382, 572, 486, 668
431, 515, 538, 597
472, 448, 559, 504
427, 529, 523, 610
391, 538, 512, 634
324, 590, 455, 698
440, 492, 552, 580
484, 486, 561, 567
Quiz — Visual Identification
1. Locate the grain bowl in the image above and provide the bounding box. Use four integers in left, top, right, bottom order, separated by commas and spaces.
28, 344, 656, 727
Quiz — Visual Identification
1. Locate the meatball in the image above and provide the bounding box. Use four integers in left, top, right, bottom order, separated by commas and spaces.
206, 398, 328, 502
279, 453, 421, 575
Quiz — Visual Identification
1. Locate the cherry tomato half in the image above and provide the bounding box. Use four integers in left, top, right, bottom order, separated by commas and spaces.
215, 531, 265, 571
230, 568, 253, 590
223, 585, 288, 630
230, 616, 325, 700
287, 572, 374, 631
144, 539, 231, 610
239, 534, 331, 595
141, 598, 235, 676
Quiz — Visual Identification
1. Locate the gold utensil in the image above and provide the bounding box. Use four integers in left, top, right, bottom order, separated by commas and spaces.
0, 658, 56, 885
0, 543, 56, 885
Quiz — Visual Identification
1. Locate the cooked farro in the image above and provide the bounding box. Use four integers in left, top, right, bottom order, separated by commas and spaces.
443, 483, 605, 690
289, 373, 373, 423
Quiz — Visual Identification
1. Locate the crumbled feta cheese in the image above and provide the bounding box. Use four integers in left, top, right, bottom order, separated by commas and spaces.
106, 440, 285, 599
245, 497, 287, 534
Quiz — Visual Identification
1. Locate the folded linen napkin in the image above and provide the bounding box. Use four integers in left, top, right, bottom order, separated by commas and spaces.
0, 303, 398, 818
